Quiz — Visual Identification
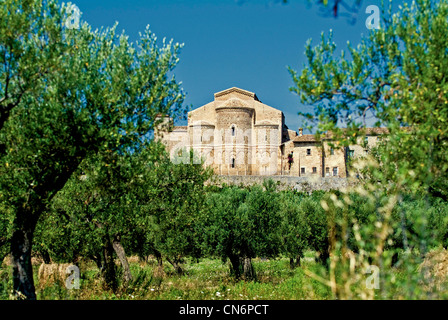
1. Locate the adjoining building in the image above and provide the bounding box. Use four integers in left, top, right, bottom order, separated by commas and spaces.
156, 87, 387, 177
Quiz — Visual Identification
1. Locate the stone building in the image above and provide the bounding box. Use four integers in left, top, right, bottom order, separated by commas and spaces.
156, 87, 386, 177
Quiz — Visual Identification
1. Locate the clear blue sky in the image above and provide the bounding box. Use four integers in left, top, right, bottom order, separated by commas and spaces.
70, 0, 386, 133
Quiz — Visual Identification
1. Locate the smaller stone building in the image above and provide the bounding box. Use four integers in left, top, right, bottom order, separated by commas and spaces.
281, 129, 347, 178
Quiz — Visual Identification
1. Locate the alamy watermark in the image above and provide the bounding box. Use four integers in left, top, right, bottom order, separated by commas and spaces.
365, 265, 380, 289
65, 265, 80, 290
64, 3, 81, 30
365, 5, 380, 30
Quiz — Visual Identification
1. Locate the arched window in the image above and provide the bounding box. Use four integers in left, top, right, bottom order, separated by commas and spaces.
231, 125, 235, 136
231, 158, 235, 168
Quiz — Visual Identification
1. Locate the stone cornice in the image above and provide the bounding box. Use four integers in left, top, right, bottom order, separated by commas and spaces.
214, 87, 260, 101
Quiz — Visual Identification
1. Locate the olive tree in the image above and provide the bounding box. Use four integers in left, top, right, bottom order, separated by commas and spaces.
141, 148, 213, 275
288, 0, 448, 297
201, 182, 282, 280
0, 0, 184, 299
278, 191, 311, 268
289, 0, 448, 199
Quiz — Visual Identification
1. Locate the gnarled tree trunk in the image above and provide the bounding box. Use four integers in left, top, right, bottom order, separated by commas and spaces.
289, 255, 301, 269
166, 256, 183, 275
112, 235, 132, 284
229, 254, 242, 279
91, 253, 103, 272
229, 255, 256, 280
319, 251, 330, 268
40, 250, 51, 264
289, 257, 295, 269
152, 249, 165, 278
101, 235, 117, 291
242, 257, 255, 281
11, 226, 37, 300
10, 204, 41, 300
154, 249, 163, 268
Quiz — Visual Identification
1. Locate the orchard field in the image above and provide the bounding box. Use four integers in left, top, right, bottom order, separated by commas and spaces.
2, 183, 448, 300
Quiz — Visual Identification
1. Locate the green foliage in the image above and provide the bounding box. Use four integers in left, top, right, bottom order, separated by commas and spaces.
200, 184, 282, 277
0, 0, 64, 129
142, 148, 213, 269
278, 191, 328, 264
0, 0, 185, 299
278, 191, 309, 264
34, 143, 212, 280
288, 0, 448, 297
290, 0, 448, 199
0, 7, 185, 213
304, 195, 330, 260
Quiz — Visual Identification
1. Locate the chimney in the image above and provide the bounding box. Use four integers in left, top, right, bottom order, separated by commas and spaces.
299, 128, 303, 136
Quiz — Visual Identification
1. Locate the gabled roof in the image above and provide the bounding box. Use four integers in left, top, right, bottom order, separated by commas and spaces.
214, 87, 260, 102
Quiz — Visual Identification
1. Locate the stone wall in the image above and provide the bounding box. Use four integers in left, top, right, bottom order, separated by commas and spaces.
211, 175, 356, 192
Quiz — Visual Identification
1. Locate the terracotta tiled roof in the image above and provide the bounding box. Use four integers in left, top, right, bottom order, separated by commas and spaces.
323, 127, 390, 139
293, 134, 318, 142
293, 127, 390, 142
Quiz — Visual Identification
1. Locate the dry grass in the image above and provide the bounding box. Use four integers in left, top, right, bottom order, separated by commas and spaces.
38, 263, 73, 288
418, 248, 448, 291
2, 255, 43, 267
1, 256, 9, 267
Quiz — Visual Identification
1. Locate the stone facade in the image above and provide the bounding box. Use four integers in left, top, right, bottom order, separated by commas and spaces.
156, 87, 387, 177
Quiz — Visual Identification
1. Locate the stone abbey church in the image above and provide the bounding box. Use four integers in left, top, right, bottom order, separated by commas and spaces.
156, 87, 386, 177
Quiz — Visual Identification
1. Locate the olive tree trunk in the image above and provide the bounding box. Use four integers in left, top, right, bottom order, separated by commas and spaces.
112, 236, 132, 284
10, 226, 37, 300
229, 254, 242, 279
166, 256, 183, 275
289, 255, 301, 269
242, 257, 256, 281
228, 255, 256, 280
9, 202, 43, 300
154, 249, 163, 268
101, 235, 118, 291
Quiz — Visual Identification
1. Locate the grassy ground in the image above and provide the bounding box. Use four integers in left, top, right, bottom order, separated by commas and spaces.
1, 250, 447, 300
9, 251, 331, 300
